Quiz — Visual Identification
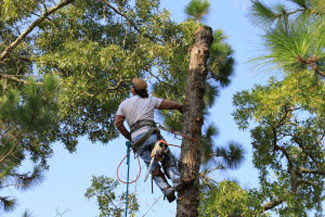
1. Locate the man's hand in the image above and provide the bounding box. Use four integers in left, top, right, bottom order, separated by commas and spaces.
114, 115, 131, 140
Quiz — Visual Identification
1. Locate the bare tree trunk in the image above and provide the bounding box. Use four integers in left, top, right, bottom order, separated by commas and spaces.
176, 25, 213, 217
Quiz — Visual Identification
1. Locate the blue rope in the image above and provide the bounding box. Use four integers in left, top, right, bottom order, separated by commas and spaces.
124, 141, 131, 217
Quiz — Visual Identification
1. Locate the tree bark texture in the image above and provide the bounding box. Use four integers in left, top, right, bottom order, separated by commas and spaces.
176, 26, 213, 217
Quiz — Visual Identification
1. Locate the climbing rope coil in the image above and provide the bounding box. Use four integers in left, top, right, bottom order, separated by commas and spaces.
116, 147, 142, 184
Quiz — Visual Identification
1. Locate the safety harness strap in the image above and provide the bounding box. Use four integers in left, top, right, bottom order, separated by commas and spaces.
131, 127, 158, 149
130, 119, 156, 134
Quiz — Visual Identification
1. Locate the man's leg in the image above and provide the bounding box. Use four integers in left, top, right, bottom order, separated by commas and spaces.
133, 133, 176, 202
161, 149, 181, 186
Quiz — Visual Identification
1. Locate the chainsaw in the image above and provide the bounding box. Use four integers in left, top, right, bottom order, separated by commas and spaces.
144, 140, 169, 182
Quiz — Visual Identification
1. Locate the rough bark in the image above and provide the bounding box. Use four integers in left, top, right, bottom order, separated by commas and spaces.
176, 25, 213, 217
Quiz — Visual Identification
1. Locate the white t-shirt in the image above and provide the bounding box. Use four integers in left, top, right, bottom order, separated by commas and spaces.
116, 95, 163, 140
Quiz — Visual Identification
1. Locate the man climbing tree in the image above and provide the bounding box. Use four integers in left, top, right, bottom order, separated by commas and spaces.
114, 78, 193, 203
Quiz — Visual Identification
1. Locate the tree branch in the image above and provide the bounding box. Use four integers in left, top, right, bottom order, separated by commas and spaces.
0, 74, 28, 84
0, 132, 23, 164
102, 0, 163, 44
262, 198, 284, 211
296, 56, 325, 78
298, 167, 325, 175
107, 79, 128, 90
0, 0, 74, 63
102, 0, 140, 33
297, 179, 318, 187
274, 104, 291, 129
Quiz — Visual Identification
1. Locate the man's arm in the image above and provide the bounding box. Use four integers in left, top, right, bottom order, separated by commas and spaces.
114, 115, 131, 141
158, 100, 183, 113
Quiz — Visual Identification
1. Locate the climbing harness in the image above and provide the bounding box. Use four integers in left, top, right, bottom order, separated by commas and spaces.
117, 121, 185, 185
130, 119, 156, 134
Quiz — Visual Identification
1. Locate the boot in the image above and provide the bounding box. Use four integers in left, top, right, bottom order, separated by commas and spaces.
164, 187, 176, 203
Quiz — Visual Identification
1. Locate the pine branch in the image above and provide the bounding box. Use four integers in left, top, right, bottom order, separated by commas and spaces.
22, 210, 33, 217
0, 0, 74, 63
0, 131, 24, 164
12, 167, 44, 191
0, 196, 16, 212
251, 1, 308, 26
296, 56, 325, 78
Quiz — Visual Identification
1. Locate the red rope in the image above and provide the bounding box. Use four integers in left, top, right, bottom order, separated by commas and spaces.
157, 139, 181, 148
117, 153, 142, 184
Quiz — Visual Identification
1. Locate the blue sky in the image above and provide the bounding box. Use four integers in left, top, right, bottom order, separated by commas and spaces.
5, 0, 274, 217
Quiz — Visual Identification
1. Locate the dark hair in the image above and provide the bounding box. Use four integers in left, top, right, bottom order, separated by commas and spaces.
134, 87, 149, 98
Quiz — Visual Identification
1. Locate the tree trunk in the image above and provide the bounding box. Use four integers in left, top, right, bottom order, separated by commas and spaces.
176, 25, 213, 217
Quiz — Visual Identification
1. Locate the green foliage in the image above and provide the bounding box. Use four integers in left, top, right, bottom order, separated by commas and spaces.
260, 20, 325, 76
199, 181, 268, 217
22, 210, 33, 217
233, 69, 325, 215
0, 0, 238, 214
0, 0, 200, 212
215, 141, 245, 170
232, 1, 325, 215
209, 30, 235, 87
85, 176, 139, 217
0, 75, 60, 167
250, 0, 277, 26
0, 196, 16, 212
250, 0, 324, 29
154, 27, 235, 132
184, 0, 210, 24
0, 0, 45, 23
312, 0, 325, 15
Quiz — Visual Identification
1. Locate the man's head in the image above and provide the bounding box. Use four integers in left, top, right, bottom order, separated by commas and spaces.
132, 78, 147, 90
131, 78, 149, 98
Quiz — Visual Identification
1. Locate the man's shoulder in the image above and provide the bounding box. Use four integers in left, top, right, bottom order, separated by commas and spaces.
122, 95, 161, 105
120, 96, 139, 107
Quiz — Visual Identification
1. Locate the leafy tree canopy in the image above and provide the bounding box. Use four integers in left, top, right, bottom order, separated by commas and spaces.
0, 0, 242, 214
232, 0, 325, 216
